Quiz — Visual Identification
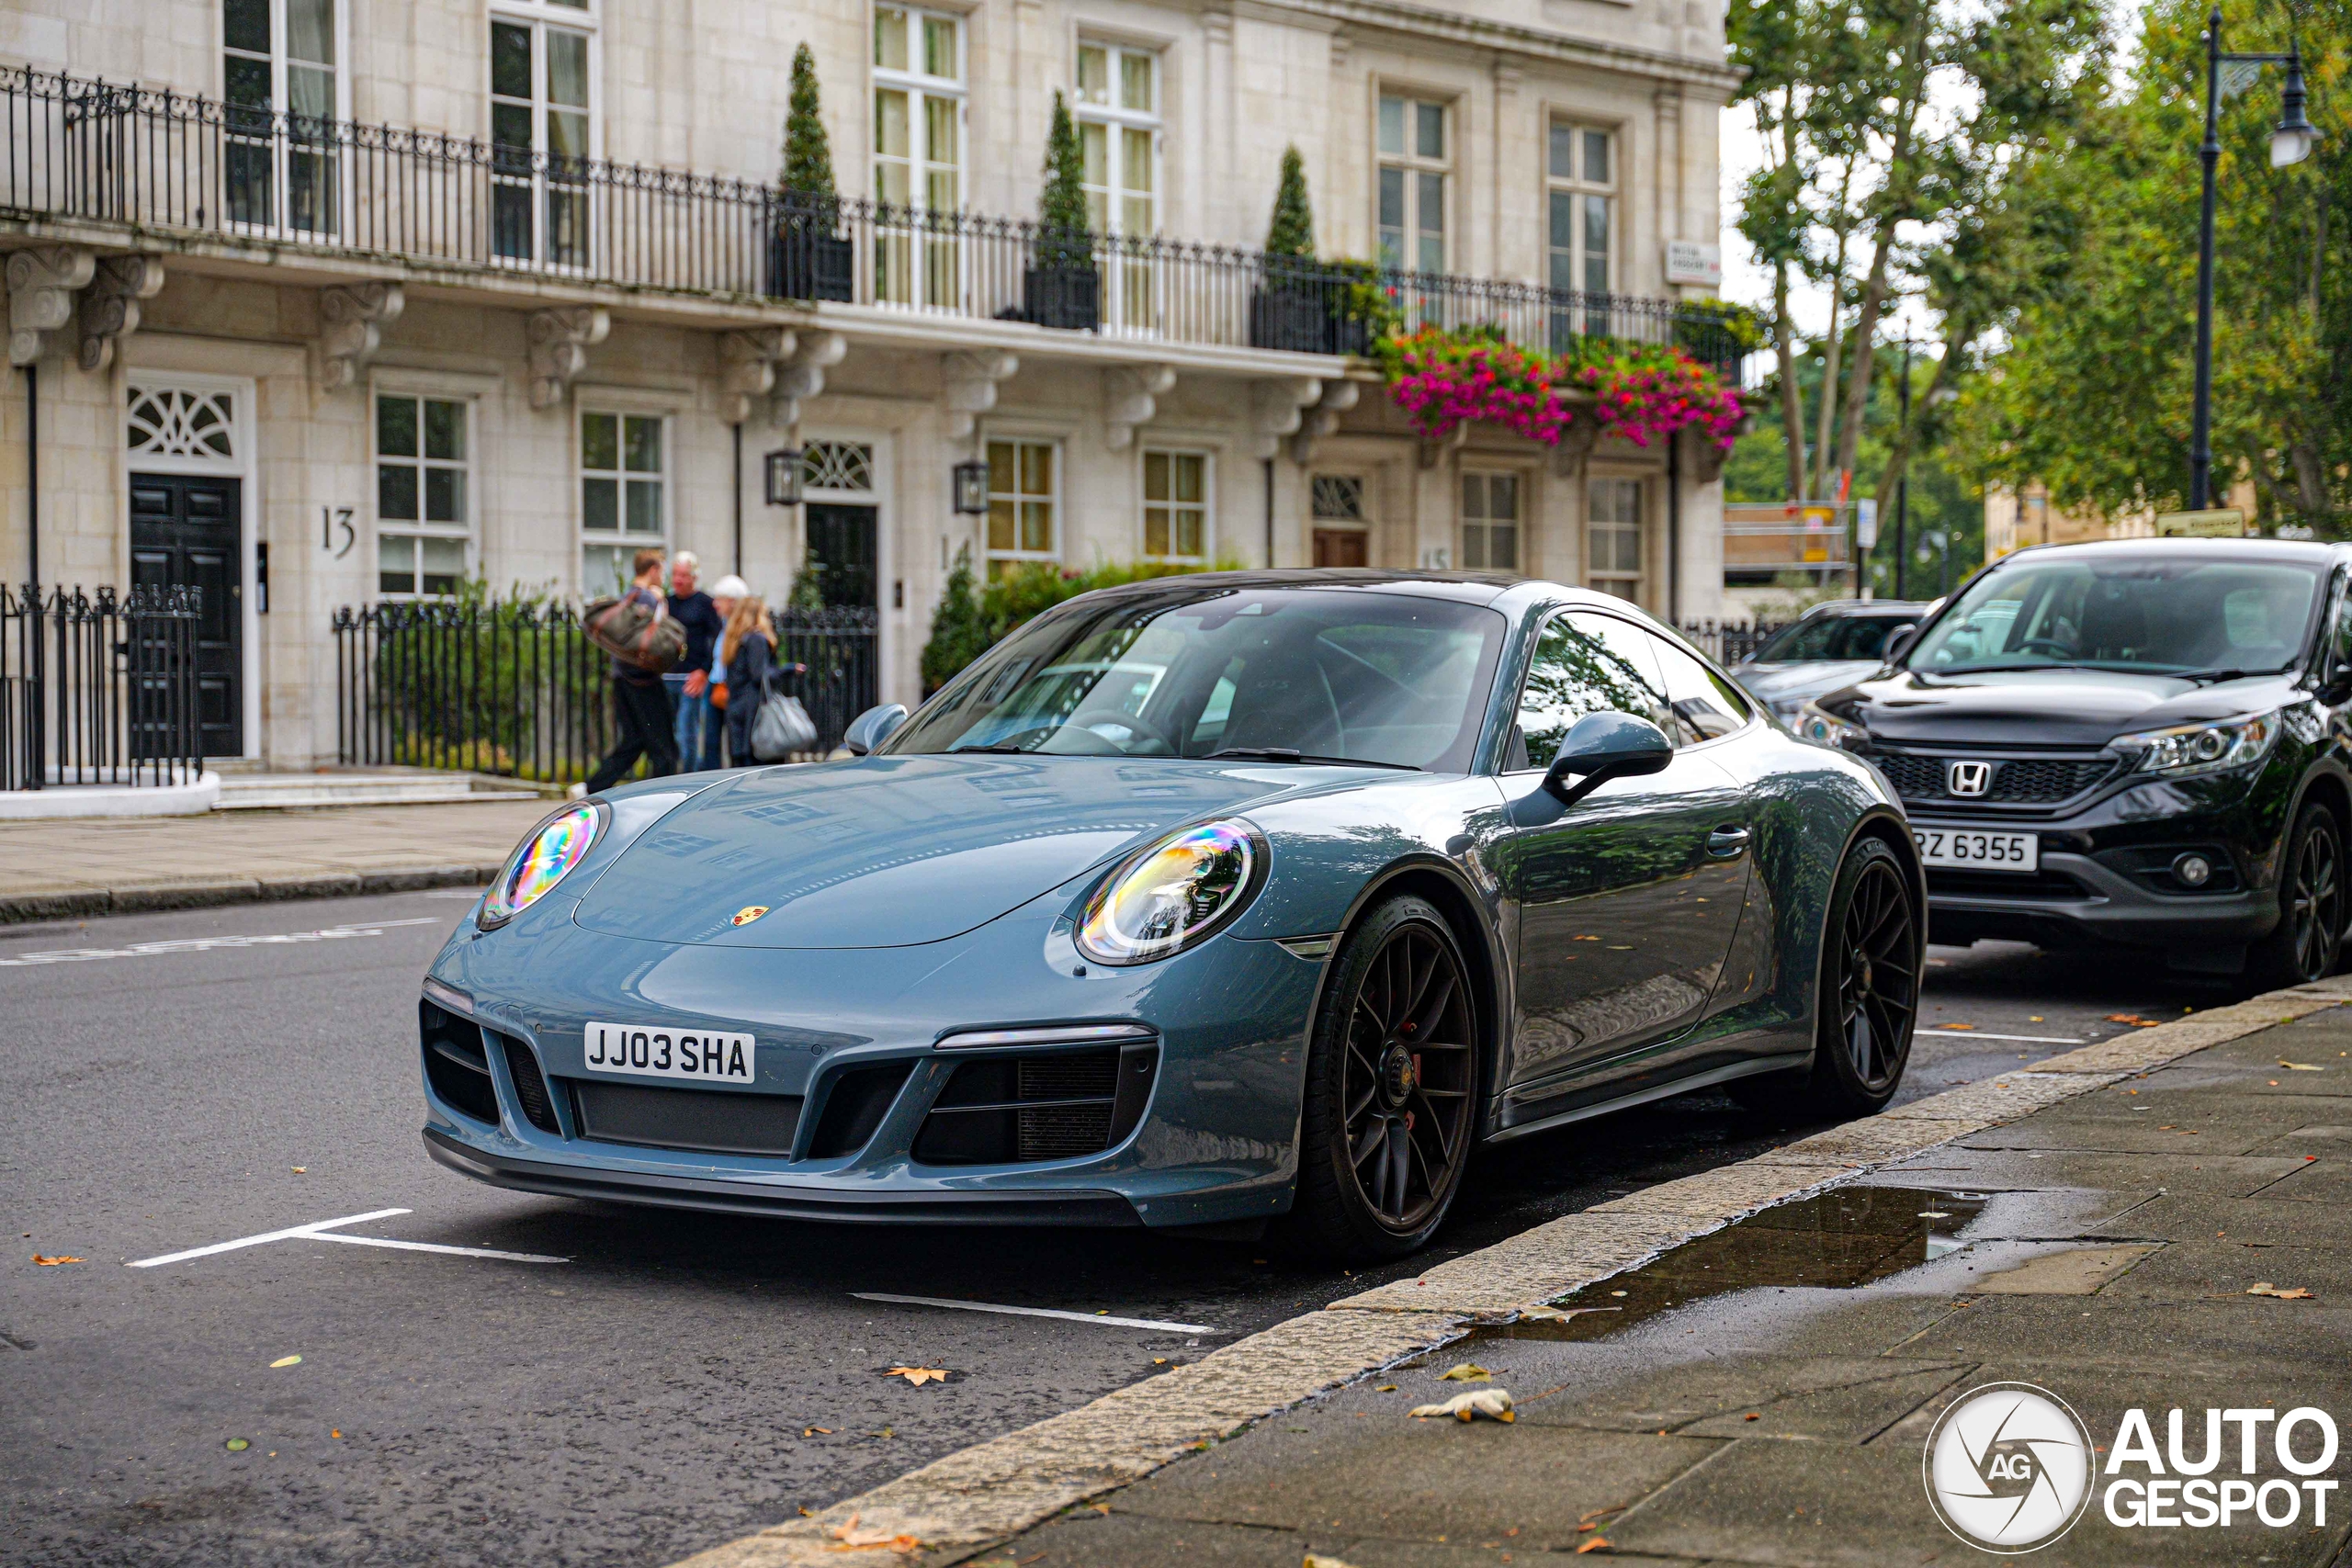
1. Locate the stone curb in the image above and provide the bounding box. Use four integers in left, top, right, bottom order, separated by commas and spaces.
667, 976, 2352, 1568
0, 863, 504, 925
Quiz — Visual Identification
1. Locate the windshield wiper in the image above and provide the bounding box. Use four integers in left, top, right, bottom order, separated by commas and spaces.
949, 743, 1035, 755
2179, 668, 2276, 684
1205, 748, 1421, 771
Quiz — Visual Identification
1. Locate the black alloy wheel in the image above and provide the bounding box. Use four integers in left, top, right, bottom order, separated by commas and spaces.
2256, 804, 2344, 987
1831, 849, 1919, 1094
1731, 834, 1920, 1121
1289, 896, 1477, 1260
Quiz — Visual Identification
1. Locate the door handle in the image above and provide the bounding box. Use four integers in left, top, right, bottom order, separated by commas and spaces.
1706, 826, 1751, 859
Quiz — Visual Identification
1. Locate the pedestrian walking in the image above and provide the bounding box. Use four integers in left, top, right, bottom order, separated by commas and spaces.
583, 549, 682, 794
715, 592, 778, 767
664, 552, 726, 772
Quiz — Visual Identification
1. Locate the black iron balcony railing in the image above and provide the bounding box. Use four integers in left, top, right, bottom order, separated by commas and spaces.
0, 66, 1747, 370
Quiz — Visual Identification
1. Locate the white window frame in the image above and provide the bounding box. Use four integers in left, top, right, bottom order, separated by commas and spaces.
220, 0, 351, 238
1376, 91, 1451, 276
578, 406, 668, 593
1548, 118, 1617, 345
1076, 39, 1163, 334
372, 390, 475, 599
1588, 474, 1646, 603
488, 0, 602, 273
984, 436, 1060, 576
1140, 447, 1211, 563
1460, 468, 1521, 575
873, 4, 967, 310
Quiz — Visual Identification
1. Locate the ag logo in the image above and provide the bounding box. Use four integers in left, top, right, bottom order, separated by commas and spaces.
730, 905, 771, 927
1924, 1382, 2094, 1553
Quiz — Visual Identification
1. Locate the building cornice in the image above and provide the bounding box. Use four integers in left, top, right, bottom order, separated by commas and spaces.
1231, 0, 1744, 95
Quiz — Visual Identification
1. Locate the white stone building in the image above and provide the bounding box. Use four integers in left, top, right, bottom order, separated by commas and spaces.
0, 0, 1738, 767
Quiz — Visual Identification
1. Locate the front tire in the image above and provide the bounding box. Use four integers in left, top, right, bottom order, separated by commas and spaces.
1732, 833, 1921, 1122
1287, 896, 1477, 1262
2253, 802, 2343, 988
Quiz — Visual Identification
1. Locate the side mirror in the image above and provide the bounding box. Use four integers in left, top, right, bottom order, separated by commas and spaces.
842, 703, 910, 756
1540, 711, 1673, 807
1883, 625, 1920, 665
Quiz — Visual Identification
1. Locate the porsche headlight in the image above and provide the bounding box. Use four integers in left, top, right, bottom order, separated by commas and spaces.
479, 802, 604, 929
1077, 819, 1262, 964
1794, 701, 1865, 750
2119, 712, 2279, 780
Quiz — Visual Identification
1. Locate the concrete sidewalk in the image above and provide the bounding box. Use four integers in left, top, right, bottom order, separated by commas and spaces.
981, 1012, 2352, 1567
0, 798, 554, 921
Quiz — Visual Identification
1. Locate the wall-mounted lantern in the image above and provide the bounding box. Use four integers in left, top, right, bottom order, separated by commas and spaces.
950, 457, 990, 515
764, 446, 805, 507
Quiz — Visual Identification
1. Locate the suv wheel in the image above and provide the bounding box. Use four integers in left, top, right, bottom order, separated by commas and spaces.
2254, 803, 2343, 988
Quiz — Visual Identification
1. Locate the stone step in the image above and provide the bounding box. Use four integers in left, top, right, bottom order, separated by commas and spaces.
210, 772, 552, 810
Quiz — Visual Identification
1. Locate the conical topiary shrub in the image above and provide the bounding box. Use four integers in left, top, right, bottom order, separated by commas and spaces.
1264, 145, 1315, 259
1023, 91, 1100, 329
772, 41, 854, 300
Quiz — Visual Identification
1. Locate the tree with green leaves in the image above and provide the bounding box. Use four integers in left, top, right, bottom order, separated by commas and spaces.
1037, 91, 1092, 270
1265, 145, 1315, 258
781, 42, 838, 225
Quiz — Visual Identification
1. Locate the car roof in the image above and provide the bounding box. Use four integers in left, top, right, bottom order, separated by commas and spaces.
1998, 536, 2348, 567
1797, 599, 1933, 617
1080, 568, 1521, 607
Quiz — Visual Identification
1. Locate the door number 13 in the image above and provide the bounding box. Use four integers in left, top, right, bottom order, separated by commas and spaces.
321, 506, 355, 558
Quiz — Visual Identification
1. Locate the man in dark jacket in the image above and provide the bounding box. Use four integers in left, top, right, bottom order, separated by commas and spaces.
664, 552, 725, 771
584, 548, 681, 794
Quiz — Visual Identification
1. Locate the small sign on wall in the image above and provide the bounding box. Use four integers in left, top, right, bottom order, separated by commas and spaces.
1664, 240, 1723, 288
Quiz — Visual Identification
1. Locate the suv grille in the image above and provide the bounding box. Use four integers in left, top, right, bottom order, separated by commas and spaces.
1874, 751, 2115, 806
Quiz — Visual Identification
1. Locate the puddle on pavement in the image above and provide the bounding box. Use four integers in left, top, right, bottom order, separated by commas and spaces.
1485, 1184, 1988, 1342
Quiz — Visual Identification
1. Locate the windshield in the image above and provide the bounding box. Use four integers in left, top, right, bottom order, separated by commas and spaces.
1750, 614, 1914, 664
887, 587, 1509, 771
1905, 556, 2324, 676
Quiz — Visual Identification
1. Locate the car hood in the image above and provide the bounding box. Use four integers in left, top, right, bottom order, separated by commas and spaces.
571, 754, 1315, 949
1732, 660, 1886, 706
1819, 668, 2303, 747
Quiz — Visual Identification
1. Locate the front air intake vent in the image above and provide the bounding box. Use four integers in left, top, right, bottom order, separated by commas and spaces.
912, 1043, 1159, 1166
420, 999, 499, 1125
806, 1063, 916, 1159
496, 1033, 561, 1134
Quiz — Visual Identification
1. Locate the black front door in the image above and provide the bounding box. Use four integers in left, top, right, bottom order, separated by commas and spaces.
130, 472, 243, 758
805, 502, 879, 609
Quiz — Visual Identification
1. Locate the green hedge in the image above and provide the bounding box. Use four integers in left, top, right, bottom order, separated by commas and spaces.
920, 550, 1243, 694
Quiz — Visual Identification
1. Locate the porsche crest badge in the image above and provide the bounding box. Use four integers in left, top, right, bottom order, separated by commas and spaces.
731, 905, 771, 927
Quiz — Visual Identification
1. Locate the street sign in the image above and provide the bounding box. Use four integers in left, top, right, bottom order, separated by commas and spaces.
2153, 508, 2246, 537
1855, 499, 1879, 549
1663, 240, 1723, 287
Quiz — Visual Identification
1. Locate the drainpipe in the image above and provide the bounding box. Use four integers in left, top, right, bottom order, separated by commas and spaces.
1666, 427, 1681, 626
731, 422, 744, 576
1262, 457, 1275, 568
23, 363, 36, 590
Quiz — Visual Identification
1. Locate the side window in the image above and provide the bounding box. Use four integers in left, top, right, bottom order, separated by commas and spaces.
2328, 573, 2352, 676
1511, 611, 1671, 770
1646, 633, 1754, 745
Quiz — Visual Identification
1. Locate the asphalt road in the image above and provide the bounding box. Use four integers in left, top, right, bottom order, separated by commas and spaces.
0, 892, 2266, 1567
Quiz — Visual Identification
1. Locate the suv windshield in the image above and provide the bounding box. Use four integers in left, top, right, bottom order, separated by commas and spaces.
1751, 614, 1915, 664
1906, 556, 2325, 677
887, 587, 1509, 771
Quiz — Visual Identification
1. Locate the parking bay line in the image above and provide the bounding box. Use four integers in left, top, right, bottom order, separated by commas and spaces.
1928, 1029, 2088, 1044
853, 1292, 1222, 1336
0, 917, 445, 968
130, 1209, 567, 1269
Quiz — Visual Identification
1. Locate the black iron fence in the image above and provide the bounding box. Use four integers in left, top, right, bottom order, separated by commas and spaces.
1678, 619, 1791, 667
2, 583, 203, 792
333, 598, 880, 779
1, 66, 1748, 373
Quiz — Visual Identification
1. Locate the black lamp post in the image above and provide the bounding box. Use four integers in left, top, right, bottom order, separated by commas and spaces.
2191, 10, 2320, 510
764, 446, 804, 507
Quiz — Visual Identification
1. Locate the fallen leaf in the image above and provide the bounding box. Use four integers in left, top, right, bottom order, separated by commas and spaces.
1153, 1358, 1168, 1366
270, 1355, 302, 1369
1437, 1363, 1492, 1382
1409, 1388, 1515, 1422
329, 1429, 342, 1439
803, 1427, 834, 1437
1305, 1555, 1367, 1568
1936, 1023, 1975, 1031
883, 1367, 950, 1386
2107, 1014, 2163, 1027
290, 1168, 306, 1174
223, 1438, 249, 1452
2247, 1283, 2314, 1300
2279, 1061, 2325, 1071
825, 1514, 922, 1553
1744, 1413, 1760, 1421
2272, 1080, 2283, 1086
1577, 1540, 1611, 1555
30, 1255, 84, 1266
1375, 1384, 1398, 1393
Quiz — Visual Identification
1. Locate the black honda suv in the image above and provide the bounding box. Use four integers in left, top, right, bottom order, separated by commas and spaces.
1804, 537, 2352, 984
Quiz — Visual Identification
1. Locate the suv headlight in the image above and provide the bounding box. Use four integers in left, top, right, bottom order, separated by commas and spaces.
1794, 701, 1864, 749
2118, 713, 2280, 779
480, 801, 605, 929
1077, 819, 1263, 964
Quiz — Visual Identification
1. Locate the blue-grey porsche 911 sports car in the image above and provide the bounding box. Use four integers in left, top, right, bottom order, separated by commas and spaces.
419, 571, 1923, 1260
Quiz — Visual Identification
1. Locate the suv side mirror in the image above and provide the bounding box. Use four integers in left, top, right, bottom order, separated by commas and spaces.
842, 703, 910, 756
1883, 625, 1920, 664
1541, 711, 1673, 807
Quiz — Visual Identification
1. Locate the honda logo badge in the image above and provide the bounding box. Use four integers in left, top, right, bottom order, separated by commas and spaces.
1948, 761, 1994, 797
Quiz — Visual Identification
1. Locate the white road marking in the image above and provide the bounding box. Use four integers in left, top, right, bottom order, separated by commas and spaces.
129, 1209, 566, 1268
853, 1292, 1222, 1336
0, 917, 445, 968
1926, 1029, 2087, 1044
